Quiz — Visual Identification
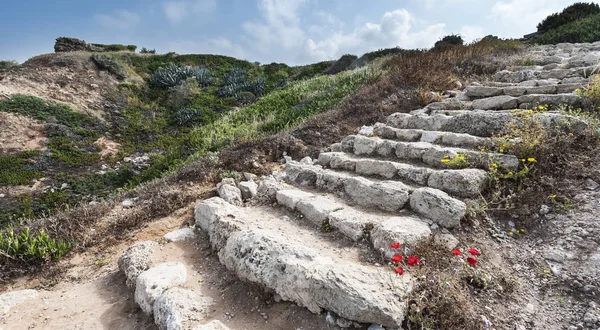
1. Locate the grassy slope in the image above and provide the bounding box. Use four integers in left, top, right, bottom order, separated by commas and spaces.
0, 51, 375, 229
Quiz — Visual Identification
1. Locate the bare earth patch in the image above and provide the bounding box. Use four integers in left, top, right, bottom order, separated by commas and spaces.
0, 112, 46, 154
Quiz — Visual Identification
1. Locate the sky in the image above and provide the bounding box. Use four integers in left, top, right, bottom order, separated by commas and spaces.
1, 0, 598, 65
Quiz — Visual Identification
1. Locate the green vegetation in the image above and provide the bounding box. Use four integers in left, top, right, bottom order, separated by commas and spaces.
537, 2, 600, 32
434, 34, 465, 49
91, 43, 137, 52
0, 151, 42, 185
149, 63, 214, 89
0, 227, 73, 262
187, 66, 380, 151
353, 47, 408, 68
0, 60, 18, 70
324, 54, 358, 75
139, 47, 156, 54
537, 13, 600, 44
91, 54, 128, 80
0, 95, 95, 128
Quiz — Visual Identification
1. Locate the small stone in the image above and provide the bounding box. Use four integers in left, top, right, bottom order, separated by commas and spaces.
544, 250, 566, 263
583, 285, 597, 294
261, 312, 268, 320
358, 126, 374, 136
585, 178, 599, 190
0, 194, 5, 198
539, 204, 550, 216
367, 324, 384, 330
300, 156, 313, 165
336, 316, 353, 328
122, 199, 135, 208
325, 312, 336, 324
163, 227, 196, 242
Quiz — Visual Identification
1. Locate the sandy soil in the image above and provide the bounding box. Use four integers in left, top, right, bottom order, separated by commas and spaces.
0, 112, 46, 154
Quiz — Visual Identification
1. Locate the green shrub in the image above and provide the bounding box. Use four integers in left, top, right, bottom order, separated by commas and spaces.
149, 64, 213, 89
219, 68, 265, 98
324, 54, 358, 75
353, 48, 406, 68
0, 95, 95, 128
434, 34, 464, 48
91, 54, 128, 80
91, 43, 137, 52
537, 2, 600, 32
536, 13, 600, 44
139, 47, 156, 54
0, 151, 42, 186
0, 227, 73, 262
0, 60, 18, 70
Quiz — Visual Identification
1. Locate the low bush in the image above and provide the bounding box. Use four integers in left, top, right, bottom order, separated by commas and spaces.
0, 227, 73, 262
0, 95, 95, 128
91, 54, 128, 80
537, 2, 600, 32
577, 75, 600, 111
0, 60, 18, 70
0, 151, 43, 185
149, 63, 214, 89
139, 47, 156, 54
324, 54, 358, 75
434, 34, 464, 49
536, 13, 600, 44
91, 43, 137, 52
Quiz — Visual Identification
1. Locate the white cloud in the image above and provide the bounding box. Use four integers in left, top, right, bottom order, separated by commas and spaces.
460, 25, 485, 43
242, 0, 307, 51
304, 9, 446, 61
94, 10, 140, 29
163, 0, 217, 23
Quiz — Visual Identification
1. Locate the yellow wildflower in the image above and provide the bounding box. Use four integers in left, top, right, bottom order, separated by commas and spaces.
491, 163, 498, 168
499, 149, 504, 153
527, 158, 536, 163
509, 231, 513, 236
520, 228, 525, 233
441, 159, 450, 163
549, 194, 557, 199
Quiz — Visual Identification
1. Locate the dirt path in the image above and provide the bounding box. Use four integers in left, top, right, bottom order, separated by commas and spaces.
1, 204, 342, 330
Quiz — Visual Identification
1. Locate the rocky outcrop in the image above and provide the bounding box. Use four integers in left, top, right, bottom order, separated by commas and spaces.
54, 37, 104, 53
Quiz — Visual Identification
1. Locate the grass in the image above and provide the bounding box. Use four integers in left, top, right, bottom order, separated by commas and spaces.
0, 151, 43, 185
185, 65, 381, 153
0, 95, 96, 128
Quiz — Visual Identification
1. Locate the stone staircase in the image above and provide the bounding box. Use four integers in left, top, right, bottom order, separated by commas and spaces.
114, 42, 599, 329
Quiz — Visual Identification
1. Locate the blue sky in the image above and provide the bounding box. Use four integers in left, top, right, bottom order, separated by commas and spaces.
1, 0, 597, 65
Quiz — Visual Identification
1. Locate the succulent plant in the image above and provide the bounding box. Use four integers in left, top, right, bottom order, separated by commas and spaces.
150, 64, 214, 89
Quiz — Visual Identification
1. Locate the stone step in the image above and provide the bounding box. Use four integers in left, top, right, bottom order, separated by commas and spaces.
275, 189, 431, 244
317, 152, 487, 198
285, 162, 466, 228
386, 111, 589, 137
494, 66, 595, 83
194, 197, 410, 327
517, 93, 582, 108
466, 84, 583, 98
372, 123, 490, 148
334, 135, 518, 170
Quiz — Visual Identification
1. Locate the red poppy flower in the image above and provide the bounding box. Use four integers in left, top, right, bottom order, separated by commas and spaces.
391, 242, 401, 249
467, 257, 478, 266
451, 249, 462, 256
394, 266, 404, 275
391, 254, 403, 263
407, 256, 421, 266
468, 248, 481, 256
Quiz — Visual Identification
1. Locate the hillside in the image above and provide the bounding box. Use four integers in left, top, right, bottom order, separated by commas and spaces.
1, 31, 600, 330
